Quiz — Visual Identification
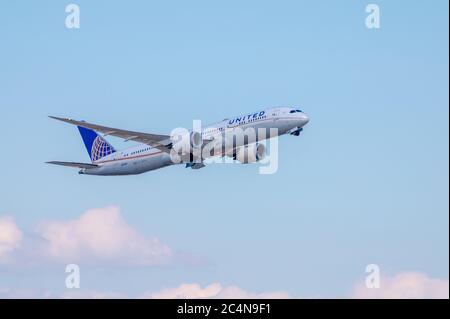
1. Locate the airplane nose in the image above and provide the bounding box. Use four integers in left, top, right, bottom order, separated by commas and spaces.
301, 113, 309, 124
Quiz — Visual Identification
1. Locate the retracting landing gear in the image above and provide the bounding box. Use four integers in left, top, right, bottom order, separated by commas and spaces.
185, 152, 205, 169
185, 162, 206, 169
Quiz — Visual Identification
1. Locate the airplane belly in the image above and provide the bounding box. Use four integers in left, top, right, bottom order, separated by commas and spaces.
82, 153, 173, 176
274, 120, 292, 135
130, 154, 172, 174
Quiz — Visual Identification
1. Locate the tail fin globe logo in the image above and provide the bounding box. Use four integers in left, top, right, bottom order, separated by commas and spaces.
91, 136, 115, 161
77, 126, 116, 162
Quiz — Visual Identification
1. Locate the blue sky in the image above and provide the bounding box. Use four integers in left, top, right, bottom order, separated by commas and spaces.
0, 0, 448, 298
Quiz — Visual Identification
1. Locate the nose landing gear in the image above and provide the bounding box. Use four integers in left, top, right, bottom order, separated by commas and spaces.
289, 127, 303, 136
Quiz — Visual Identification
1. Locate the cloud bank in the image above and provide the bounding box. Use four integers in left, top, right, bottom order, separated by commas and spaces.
1, 210, 448, 299
142, 283, 290, 299
0, 216, 22, 263
0, 207, 171, 266
353, 272, 449, 299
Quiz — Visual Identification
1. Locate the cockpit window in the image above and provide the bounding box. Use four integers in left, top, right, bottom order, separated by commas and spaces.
290, 109, 303, 113
290, 110, 296, 113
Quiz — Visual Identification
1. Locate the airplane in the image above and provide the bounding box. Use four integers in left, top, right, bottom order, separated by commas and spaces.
47, 107, 309, 176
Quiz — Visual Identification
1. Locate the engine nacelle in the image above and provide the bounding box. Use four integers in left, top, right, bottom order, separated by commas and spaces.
235, 143, 266, 164
171, 130, 202, 153
169, 129, 203, 164
190, 131, 203, 149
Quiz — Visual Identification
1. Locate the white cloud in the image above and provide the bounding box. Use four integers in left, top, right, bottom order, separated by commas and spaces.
0, 207, 171, 266
1, 283, 289, 299
0, 216, 22, 263
36, 206, 171, 265
2, 273, 448, 299
142, 283, 290, 299
2, 210, 448, 300
353, 272, 449, 299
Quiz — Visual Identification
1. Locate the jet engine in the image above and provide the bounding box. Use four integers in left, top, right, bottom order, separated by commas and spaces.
170, 130, 202, 154
235, 143, 266, 164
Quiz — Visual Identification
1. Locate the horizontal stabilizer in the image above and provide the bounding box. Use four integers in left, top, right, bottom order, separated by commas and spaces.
46, 161, 99, 169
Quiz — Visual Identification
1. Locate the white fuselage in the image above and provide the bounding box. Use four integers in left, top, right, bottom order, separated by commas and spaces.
80, 107, 309, 175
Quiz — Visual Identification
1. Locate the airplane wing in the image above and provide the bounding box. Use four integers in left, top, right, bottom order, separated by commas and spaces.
46, 161, 99, 169
49, 116, 172, 153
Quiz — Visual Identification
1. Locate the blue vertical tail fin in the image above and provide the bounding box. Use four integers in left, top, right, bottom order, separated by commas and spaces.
77, 126, 116, 162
